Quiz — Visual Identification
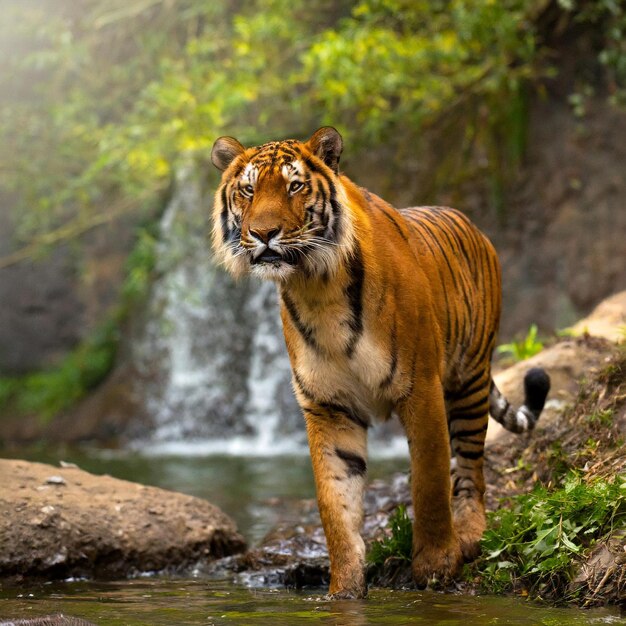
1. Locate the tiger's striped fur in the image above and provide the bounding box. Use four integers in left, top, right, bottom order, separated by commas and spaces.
211, 127, 550, 598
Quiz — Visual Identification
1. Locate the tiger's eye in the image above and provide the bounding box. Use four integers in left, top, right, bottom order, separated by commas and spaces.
242, 184, 254, 196
289, 181, 304, 194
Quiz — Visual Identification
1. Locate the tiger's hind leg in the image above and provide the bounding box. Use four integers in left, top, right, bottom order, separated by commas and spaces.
447, 370, 491, 561
399, 375, 463, 586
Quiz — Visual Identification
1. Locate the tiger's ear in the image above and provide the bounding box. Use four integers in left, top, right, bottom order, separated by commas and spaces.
307, 127, 343, 174
211, 136, 246, 172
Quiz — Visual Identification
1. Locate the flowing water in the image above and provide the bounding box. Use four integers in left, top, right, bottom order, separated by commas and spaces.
129, 166, 301, 445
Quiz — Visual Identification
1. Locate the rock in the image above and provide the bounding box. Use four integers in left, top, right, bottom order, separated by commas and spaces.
0, 459, 246, 581
569, 530, 626, 607
567, 290, 626, 344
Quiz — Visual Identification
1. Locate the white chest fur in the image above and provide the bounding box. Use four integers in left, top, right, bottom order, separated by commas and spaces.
281, 290, 395, 423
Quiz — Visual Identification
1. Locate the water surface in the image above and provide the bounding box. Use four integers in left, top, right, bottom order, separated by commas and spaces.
1, 578, 622, 625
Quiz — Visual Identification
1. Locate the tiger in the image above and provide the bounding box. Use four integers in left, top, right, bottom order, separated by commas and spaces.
210, 127, 550, 599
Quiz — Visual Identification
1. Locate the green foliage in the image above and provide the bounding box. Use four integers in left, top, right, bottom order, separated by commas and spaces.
0, 319, 119, 421
476, 473, 626, 598
3, 0, 624, 256
121, 227, 159, 303
2, 0, 625, 256
303, 0, 535, 137
586, 407, 614, 427
3, 2, 626, 219
367, 504, 413, 566
0, 226, 157, 420
562, 0, 626, 108
496, 323, 544, 362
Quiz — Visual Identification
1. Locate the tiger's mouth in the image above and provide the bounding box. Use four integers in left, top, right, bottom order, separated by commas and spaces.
250, 247, 299, 266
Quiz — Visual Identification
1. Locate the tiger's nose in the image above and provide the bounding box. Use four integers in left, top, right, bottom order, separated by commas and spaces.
249, 227, 281, 244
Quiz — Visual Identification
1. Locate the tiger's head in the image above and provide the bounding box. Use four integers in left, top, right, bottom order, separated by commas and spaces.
211, 127, 355, 282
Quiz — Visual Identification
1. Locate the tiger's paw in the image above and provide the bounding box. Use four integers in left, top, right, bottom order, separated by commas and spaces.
327, 566, 367, 600
453, 497, 486, 562
326, 587, 367, 600
411, 539, 463, 587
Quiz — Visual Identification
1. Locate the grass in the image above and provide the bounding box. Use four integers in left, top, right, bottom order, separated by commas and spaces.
586, 408, 614, 427
367, 504, 413, 567
0, 318, 119, 421
367, 474, 626, 603
474, 473, 626, 601
496, 323, 544, 362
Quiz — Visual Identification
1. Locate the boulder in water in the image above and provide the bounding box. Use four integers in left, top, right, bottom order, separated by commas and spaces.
0, 459, 246, 581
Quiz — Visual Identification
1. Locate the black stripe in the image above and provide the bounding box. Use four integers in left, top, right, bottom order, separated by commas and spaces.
435, 211, 475, 274
446, 368, 488, 401
316, 180, 329, 229
293, 370, 316, 401
452, 473, 479, 490
281, 291, 319, 352
450, 425, 488, 439
466, 329, 496, 370
327, 178, 343, 241
220, 186, 231, 242
303, 155, 323, 174
380, 320, 398, 389
305, 198, 318, 225
455, 448, 484, 460
380, 208, 409, 242
419, 212, 474, 317
418, 216, 461, 293
335, 447, 367, 477
450, 394, 490, 414
449, 407, 488, 422
302, 407, 326, 419
319, 401, 369, 430
345, 243, 365, 358
405, 214, 453, 343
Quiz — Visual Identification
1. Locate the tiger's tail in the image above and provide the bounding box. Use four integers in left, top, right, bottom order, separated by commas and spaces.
489, 367, 551, 433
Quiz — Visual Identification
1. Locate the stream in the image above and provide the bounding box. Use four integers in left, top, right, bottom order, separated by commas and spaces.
1, 577, 622, 625
1, 447, 623, 624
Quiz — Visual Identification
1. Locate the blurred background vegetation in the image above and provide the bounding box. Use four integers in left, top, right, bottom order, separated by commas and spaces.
2, 0, 624, 251
0, 0, 625, 425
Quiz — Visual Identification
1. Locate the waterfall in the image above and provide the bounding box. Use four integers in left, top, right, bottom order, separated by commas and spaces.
131, 165, 304, 454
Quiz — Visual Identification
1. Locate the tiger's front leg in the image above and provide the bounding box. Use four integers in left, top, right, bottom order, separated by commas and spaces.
303, 403, 368, 599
